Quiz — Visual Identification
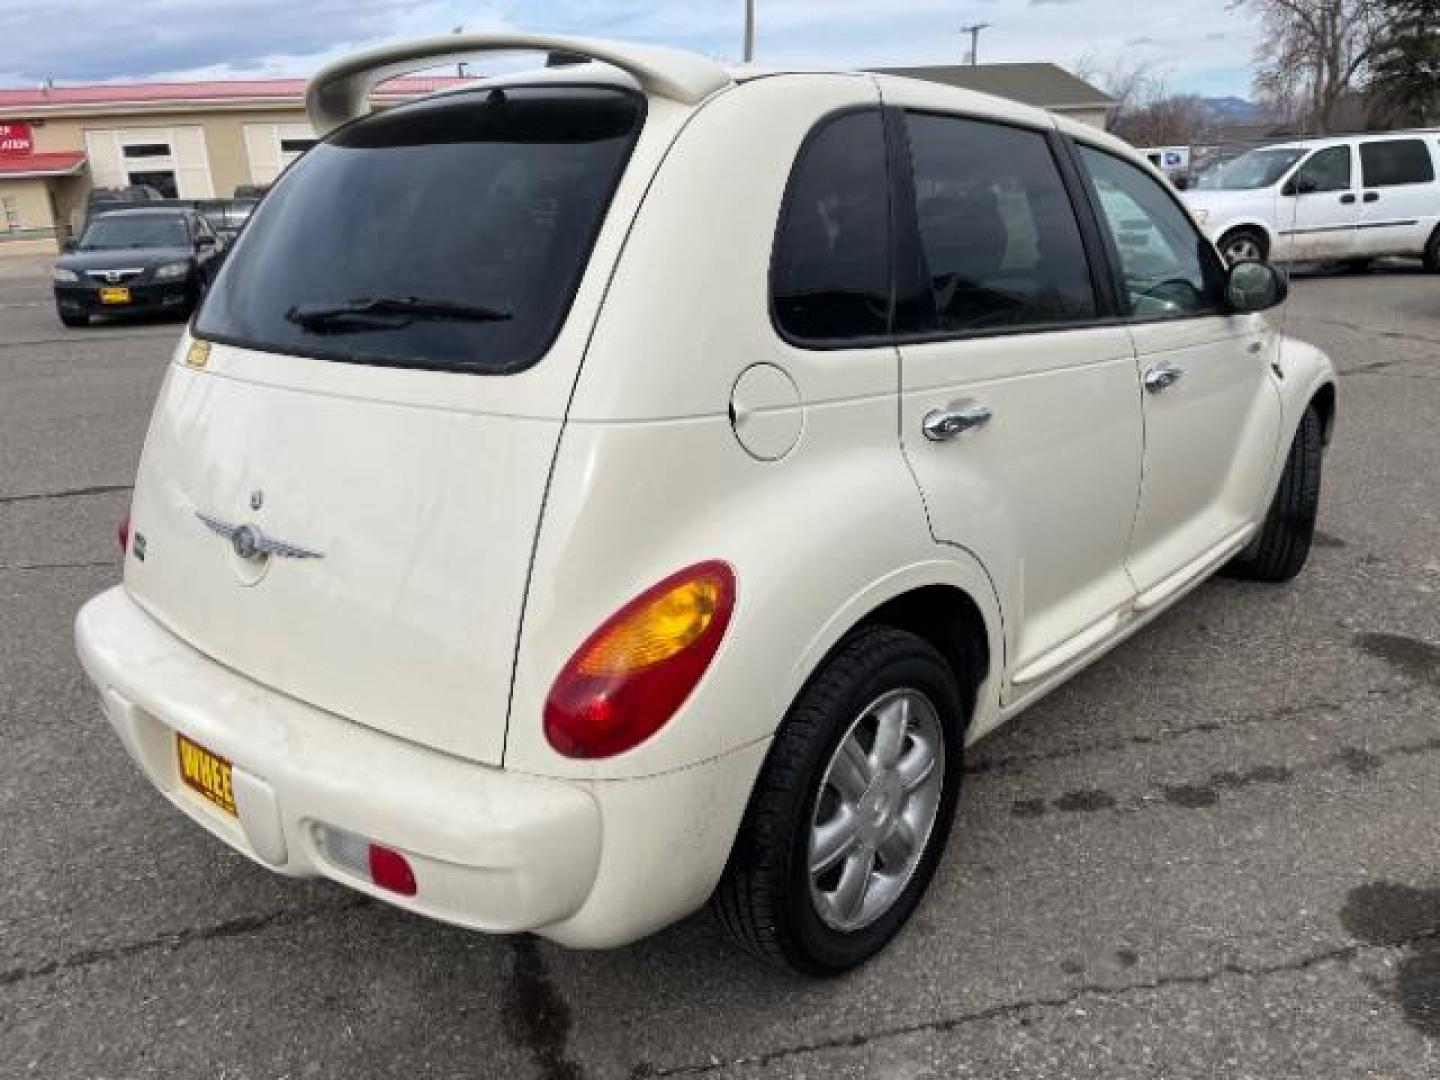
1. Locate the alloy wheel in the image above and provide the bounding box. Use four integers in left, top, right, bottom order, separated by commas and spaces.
807, 688, 946, 932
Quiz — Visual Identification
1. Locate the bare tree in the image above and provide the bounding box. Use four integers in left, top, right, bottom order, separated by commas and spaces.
1072, 51, 1163, 132
1072, 53, 1215, 145
1115, 93, 1216, 147
1233, 0, 1386, 131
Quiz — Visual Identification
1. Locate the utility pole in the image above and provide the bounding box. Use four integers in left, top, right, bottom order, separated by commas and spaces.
743, 0, 756, 62
453, 24, 468, 78
959, 22, 991, 66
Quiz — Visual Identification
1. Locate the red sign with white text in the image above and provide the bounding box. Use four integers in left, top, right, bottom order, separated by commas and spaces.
0, 121, 34, 157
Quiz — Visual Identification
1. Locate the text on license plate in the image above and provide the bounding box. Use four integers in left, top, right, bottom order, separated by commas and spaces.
99, 286, 131, 305
176, 733, 237, 817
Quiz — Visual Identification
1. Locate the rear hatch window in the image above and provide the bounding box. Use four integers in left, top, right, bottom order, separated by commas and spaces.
195, 85, 644, 374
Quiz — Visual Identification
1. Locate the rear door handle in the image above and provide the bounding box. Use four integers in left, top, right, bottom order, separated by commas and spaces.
1363, 191, 1380, 203
922, 405, 993, 441
1143, 366, 1185, 393
1339, 193, 1357, 205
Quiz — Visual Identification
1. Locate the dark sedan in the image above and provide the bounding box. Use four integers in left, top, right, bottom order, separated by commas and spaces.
53, 208, 223, 327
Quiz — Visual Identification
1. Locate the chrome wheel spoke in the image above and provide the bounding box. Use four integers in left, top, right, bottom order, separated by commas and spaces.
832, 847, 877, 923
871, 695, 909, 771
829, 734, 873, 802
895, 737, 937, 793
810, 808, 862, 876
876, 817, 917, 871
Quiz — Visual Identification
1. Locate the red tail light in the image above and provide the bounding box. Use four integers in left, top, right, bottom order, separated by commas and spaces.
544, 561, 736, 759
117, 511, 131, 555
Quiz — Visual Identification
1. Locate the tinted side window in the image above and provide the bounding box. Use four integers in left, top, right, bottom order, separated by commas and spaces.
772, 110, 892, 344
1360, 139, 1435, 187
1295, 145, 1352, 192
1079, 145, 1226, 321
904, 113, 1097, 333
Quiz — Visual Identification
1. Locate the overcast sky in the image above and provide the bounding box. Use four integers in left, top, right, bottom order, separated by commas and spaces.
0, 0, 1262, 98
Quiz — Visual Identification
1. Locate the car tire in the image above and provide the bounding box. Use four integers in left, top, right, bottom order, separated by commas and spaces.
1423, 228, 1440, 273
711, 625, 966, 975
1226, 405, 1323, 583
58, 309, 88, 328
1219, 226, 1267, 265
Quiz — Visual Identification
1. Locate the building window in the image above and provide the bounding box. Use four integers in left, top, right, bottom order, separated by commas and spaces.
122, 142, 172, 159
280, 138, 317, 155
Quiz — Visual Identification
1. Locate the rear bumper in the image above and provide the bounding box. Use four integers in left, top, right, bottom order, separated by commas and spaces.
75, 586, 602, 934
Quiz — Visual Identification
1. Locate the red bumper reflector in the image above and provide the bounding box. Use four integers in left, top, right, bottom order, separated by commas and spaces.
368, 843, 418, 897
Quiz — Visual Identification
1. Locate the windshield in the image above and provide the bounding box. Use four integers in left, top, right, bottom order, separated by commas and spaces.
81, 214, 190, 250
1197, 148, 1307, 190
195, 85, 644, 375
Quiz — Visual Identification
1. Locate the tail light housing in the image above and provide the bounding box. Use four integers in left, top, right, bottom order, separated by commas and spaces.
544, 561, 736, 759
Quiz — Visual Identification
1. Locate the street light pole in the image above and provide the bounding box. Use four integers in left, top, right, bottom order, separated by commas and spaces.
744, 0, 755, 62
959, 22, 991, 66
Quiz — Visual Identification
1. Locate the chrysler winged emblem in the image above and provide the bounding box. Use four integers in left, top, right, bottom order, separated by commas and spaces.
196, 512, 324, 560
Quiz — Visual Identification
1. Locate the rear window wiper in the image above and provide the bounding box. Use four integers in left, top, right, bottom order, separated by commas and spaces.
285, 296, 512, 332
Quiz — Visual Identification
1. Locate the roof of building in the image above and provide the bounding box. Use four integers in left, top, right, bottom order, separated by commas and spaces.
0, 151, 86, 177
0, 76, 473, 115
872, 63, 1116, 111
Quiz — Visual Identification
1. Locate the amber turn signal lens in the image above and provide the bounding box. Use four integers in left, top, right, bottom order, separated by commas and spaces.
577, 575, 724, 677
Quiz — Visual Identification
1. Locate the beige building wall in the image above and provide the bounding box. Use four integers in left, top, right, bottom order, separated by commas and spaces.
1060, 106, 1112, 130
30, 106, 311, 200
0, 176, 60, 253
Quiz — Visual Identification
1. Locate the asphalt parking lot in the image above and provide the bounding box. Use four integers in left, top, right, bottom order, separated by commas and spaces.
1, 252, 1437, 1079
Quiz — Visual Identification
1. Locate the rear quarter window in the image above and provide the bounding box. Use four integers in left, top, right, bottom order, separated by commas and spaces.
1360, 139, 1435, 187
195, 86, 644, 375
770, 109, 893, 346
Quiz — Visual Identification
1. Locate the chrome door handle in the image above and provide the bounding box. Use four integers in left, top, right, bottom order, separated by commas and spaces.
1143, 366, 1184, 393
923, 405, 993, 441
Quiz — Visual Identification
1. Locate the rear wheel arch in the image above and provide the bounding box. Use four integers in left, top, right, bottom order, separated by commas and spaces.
783, 580, 997, 746
854, 584, 992, 725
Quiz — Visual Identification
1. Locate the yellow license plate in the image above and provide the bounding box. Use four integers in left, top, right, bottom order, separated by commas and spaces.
98, 286, 131, 305
176, 733, 237, 817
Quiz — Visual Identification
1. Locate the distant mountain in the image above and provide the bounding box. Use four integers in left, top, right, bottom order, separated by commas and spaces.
1200, 96, 1266, 123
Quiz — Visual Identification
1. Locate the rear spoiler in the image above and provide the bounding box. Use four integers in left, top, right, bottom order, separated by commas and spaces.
306, 32, 734, 134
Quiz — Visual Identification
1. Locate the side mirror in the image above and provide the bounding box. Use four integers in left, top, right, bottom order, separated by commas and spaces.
1227, 259, 1288, 313
1172, 174, 1191, 191
196, 234, 216, 249
61, 239, 77, 253
1283, 176, 1317, 197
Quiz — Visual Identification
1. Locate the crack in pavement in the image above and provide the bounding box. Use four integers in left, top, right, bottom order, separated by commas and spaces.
0, 896, 370, 990
0, 559, 116, 572
1292, 315, 1440, 353
964, 687, 1415, 779
0, 483, 132, 506
0, 331, 178, 350
639, 928, 1440, 1076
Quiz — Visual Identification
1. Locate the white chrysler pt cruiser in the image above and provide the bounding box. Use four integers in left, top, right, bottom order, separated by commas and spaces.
75, 32, 1337, 974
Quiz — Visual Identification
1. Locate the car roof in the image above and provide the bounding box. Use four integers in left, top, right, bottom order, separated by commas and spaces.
92, 207, 193, 218
1249, 128, 1440, 154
